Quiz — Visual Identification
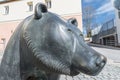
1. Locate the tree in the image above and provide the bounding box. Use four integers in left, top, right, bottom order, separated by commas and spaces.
114, 0, 120, 10
82, 6, 95, 37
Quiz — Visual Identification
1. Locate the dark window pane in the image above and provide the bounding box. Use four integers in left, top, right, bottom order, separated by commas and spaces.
27, 2, 33, 11
4, 6, 9, 14
108, 20, 114, 29
29, 5, 33, 11
119, 11, 120, 19
45, 0, 51, 8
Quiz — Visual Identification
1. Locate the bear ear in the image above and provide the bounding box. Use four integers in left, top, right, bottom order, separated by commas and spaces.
34, 3, 48, 19
68, 18, 78, 27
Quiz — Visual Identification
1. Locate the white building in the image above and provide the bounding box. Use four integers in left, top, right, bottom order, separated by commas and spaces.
114, 8, 120, 46
0, 0, 82, 51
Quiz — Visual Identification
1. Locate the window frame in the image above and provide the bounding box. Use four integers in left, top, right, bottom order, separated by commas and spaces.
4, 6, 9, 15
27, 2, 33, 12
118, 11, 120, 19
45, 0, 52, 8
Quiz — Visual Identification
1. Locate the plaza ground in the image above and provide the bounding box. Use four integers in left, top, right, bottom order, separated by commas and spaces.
60, 44, 120, 80
0, 44, 120, 80
92, 46, 120, 63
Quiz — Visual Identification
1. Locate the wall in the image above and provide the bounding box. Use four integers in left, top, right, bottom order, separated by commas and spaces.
0, 0, 82, 49
0, 0, 44, 22
0, 0, 82, 22
0, 20, 21, 51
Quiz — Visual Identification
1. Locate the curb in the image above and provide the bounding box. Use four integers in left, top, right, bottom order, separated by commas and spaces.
88, 43, 120, 50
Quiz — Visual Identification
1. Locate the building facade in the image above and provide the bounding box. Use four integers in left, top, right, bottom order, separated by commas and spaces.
0, 0, 82, 51
92, 18, 120, 46
99, 19, 117, 46
114, 8, 120, 46
92, 0, 120, 47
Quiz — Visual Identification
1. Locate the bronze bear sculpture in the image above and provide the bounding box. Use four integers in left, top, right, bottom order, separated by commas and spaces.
0, 3, 106, 80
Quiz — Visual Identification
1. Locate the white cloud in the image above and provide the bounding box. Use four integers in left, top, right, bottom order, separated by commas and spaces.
84, 0, 103, 3
111, 0, 115, 3
96, 0, 114, 15
84, 0, 94, 3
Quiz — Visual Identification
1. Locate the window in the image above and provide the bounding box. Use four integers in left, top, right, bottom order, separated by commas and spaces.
4, 6, 9, 15
118, 11, 120, 19
1, 38, 6, 44
101, 23, 108, 31
1, 38, 6, 50
27, 2, 33, 11
45, 0, 51, 8
108, 20, 114, 29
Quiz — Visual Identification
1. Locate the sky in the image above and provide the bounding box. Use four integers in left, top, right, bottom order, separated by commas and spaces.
82, 0, 115, 28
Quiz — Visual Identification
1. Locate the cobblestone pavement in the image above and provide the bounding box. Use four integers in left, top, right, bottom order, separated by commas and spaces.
59, 45, 120, 80
0, 46, 120, 80
60, 63, 120, 80
60, 47, 120, 80
91, 46, 120, 63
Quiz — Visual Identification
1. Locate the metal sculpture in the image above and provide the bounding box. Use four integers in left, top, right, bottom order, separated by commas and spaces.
0, 3, 106, 80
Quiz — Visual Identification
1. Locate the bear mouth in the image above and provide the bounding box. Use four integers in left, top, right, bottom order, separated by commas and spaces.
85, 63, 106, 76
70, 68, 80, 76
69, 60, 106, 76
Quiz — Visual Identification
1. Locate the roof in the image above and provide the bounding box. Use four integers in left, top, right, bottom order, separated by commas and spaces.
0, 0, 20, 4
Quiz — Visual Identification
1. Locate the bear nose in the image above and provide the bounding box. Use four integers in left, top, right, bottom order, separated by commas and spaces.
95, 56, 106, 67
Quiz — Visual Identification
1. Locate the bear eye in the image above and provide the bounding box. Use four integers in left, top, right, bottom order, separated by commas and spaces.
67, 29, 71, 31
80, 34, 83, 36
67, 29, 72, 33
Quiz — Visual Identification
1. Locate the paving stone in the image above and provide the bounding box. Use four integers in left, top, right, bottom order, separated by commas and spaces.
0, 46, 120, 80
60, 64, 120, 80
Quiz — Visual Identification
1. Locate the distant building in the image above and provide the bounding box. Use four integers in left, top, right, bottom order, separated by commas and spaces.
92, 0, 120, 47
0, 0, 82, 51
99, 19, 117, 46
114, 6, 120, 46
92, 18, 120, 46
